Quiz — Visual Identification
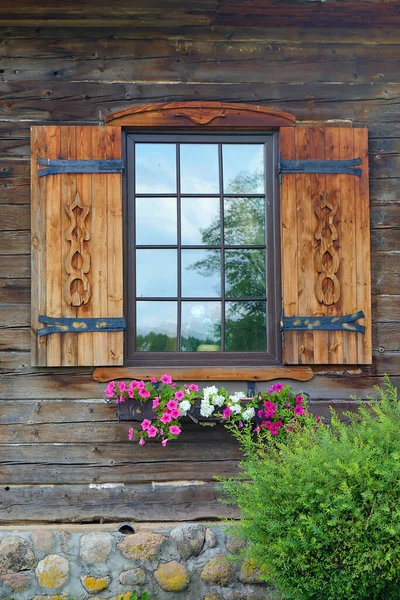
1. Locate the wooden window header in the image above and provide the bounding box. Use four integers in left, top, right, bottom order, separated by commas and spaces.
104, 101, 296, 129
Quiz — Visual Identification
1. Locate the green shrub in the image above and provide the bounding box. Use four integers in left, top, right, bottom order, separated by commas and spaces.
221, 378, 400, 600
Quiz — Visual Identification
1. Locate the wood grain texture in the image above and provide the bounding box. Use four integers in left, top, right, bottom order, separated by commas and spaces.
31, 125, 124, 366
281, 126, 372, 365
92, 366, 314, 383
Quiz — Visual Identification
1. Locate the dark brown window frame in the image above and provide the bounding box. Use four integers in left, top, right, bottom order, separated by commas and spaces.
123, 129, 281, 367
105, 101, 297, 369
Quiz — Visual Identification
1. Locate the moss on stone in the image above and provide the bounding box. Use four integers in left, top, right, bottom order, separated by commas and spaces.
201, 553, 232, 587
154, 560, 190, 592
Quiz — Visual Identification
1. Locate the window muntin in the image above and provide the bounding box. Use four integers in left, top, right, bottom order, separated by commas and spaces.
125, 132, 280, 366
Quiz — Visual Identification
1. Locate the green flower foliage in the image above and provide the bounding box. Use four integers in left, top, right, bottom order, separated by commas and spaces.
221, 377, 400, 600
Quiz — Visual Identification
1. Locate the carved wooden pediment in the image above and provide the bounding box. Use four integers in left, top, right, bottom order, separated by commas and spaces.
105, 101, 296, 128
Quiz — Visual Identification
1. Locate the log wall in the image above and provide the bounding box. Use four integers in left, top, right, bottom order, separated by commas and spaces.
0, 19, 399, 523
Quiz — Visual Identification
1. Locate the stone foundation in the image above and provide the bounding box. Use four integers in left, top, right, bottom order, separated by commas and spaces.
0, 524, 274, 600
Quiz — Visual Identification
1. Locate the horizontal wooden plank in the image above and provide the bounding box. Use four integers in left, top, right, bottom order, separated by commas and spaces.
373, 295, 400, 322
1, 26, 400, 45
0, 303, 30, 327
372, 270, 400, 296
0, 255, 30, 279
369, 154, 400, 179
1, 371, 399, 401
0, 82, 400, 125
370, 178, 400, 203
371, 229, 400, 253
372, 323, 400, 353
0, 351, 30, 369
0, 327, 30, 351
0, 178, 30, 204
0, 278, 30, 303
0, 399, 117, 425
0, 481, 238, 523
93, 366, 314, 383
370, 202, 400, 229
0, 231, 30, 254
1, 39, 400, 85
372, 352, 400, 376
0, 204, 30, 231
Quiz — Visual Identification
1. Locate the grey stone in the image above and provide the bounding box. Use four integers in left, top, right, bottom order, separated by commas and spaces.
31, 530, 55, 552
0, 536, 35, 574
36, 554, 69, 589
201, 553, 232, 587
205, 528, 217, 548
170, 523, 205, 559
80, 532, 113, 563
226, 535, 246, 554
0, 571, 32, 591
119, 568, 146, 586
117, 532, 166, 561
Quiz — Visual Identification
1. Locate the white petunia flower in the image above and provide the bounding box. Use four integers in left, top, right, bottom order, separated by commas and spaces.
229, 403, 242, 415
179, 400, 191, 415
211, 394, 225, 407
242, 407, 255, 420
200, 401, 215, 418
203, 386, 219, 401
230, 391, 246, 403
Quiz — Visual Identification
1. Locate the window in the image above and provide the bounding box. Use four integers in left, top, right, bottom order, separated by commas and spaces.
125, 132, 281, 366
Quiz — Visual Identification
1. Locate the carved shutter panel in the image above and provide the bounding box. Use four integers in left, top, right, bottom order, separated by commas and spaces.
280, 126, 372, 365
31, 125, 124, 366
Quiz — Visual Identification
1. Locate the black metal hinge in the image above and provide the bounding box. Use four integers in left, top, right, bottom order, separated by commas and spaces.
38, 316, 126, 336
278, 157, 362, 178
38, 158, 125, 177
281, 311, 365, 334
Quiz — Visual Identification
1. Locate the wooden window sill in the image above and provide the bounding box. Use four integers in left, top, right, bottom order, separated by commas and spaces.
93, 366, 313, 383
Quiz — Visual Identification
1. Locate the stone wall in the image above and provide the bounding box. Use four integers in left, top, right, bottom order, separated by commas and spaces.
0, 524, 273, 600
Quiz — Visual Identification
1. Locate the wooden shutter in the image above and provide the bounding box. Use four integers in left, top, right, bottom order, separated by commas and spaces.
31, 126, 124, 366
280, 127, 372, 365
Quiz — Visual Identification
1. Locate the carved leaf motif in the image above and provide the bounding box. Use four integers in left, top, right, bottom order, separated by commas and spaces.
314, 196, 340, 306
64, 192, 91, 307
174, 109, 226, 125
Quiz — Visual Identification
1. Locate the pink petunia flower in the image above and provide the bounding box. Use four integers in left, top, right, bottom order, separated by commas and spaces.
160, 412, 172, 424
161, 439, 168, 447
295, 395, 304, 404
262, 420, 273, 430
161, 374, 172, 384
274, 383, 284, 392
294, 405, 305, 416
285, 402, 291, 408
139, 388, 150, 399
238, 421, 243, 429
147, 426, 158, 438
189, 384, 199, 392
159, 429, 164, 436
118, 381, 127, 393
152, 397, 160, 409
166, 399, 178, 411
128, 427, 134, 440
150, 377, 158, 383
137, 380, 146, 388
105, 381, 115, 398
171, 383, 177, 389
128, 388, 135, 399
316, 416, 321, 424
174, 390, 185, 401
264, 401, 275, 410
270, 429, 279, 435
257, 409, 264, 418
138, 437, 146, 446
129, 380, 140, 388
141, 419, 152, 431
170, 408, 181, 419
222, 407, 232, 420
264, 409, 275, 418
169, 425, 181, 435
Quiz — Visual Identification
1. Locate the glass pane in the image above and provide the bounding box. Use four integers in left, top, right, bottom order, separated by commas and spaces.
223, 144, 264, 194
181, 197, 220, 245
135, 143, 176, 194
136, 197, 177, 245
180, 144, 219, 194
181, 301, 221, 352
225, 301, 267, 351
225, 249, 266, 298
136, 301, 177, 351
136, 250, 177, 298
181, 249, 221, 298
224, 197, 265, 245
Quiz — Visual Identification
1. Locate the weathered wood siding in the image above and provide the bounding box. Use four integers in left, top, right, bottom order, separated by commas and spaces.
0, 17, 399, 522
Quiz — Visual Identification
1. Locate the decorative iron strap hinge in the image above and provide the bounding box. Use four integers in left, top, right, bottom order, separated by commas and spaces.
281, 311, 365, 334
38, 158, 125, 177
278, 157, 362, 178
38, 316, 126, 336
